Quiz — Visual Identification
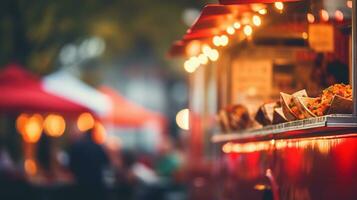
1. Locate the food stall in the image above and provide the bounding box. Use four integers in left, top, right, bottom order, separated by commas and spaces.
169, 0, 357, 199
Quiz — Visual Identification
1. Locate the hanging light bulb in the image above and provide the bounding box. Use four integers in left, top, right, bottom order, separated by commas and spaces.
307, 13, 315, 23
198, 54, 208, 65
258, 8, 267, 15
202, 45, 212, 56
320, 9, 329, 22
233, 22, 241, 29
207, 49, 219, 61
252, 15, 262, 26
243, 25, 253, 37
213, 36, 221, 47
335, 10, 344, 22
220, 35, 229, 47
226, 26, 235, 35
274, 2, 284, 12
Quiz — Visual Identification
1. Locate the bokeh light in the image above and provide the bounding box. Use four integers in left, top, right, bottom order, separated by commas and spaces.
274, 2, 284, 11
23, 114, 43, 143
243, 25, 253, 36
24, 159, 37, 176
16, 113, 29, 135
77, 112, 95, 132
252, 15, 262, 26
92, 121, 107, 144
307, 13, 315, 23
44, 114, 66, 137
176, 109, 190, 130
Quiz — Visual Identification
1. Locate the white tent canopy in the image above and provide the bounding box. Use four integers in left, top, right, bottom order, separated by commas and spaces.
43, 70, 112, 116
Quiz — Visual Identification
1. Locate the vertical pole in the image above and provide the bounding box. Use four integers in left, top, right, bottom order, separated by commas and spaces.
353, 0, 357, 116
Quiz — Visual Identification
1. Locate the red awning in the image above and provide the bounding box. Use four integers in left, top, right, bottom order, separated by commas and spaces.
99, 86, 166, 128
0, 64, 90, 115
219, 0, 300, 5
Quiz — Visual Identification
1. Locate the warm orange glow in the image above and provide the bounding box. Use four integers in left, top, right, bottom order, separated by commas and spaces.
44, 114, 66, 137
307, 13, 315, 23
92, 121, 107, 144
274, 2, 284, 11
243, 25, 253, 36
320, 9, 329, 22
258, 8, 267, 15
223, 141, 271, 153
347, 1, 352, 9
24, 159, 37, 176
222, 142, 233, 153
23, 114, 43, 143
201, 44, 212, 55
226, 26, 235, 35
335, 10, 344, 21
233, 22, 241, 29
252, 15, 262, 26
16, 113, 29, 135
176, 109, 189, 130
186, 40, 201, 56
77, 112, 95, 132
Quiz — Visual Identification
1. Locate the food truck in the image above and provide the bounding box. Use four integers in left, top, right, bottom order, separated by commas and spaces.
169, 0, 357, 199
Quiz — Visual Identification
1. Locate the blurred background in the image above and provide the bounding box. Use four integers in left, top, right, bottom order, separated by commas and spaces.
0, 1, 213, 200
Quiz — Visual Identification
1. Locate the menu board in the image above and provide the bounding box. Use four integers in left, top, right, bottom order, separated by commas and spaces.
231, 59, 273, 99
308, 24, 334, 52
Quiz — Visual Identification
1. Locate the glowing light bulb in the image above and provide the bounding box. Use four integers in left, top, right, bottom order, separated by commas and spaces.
176, 109, 190, 130
23, 114, 43, 143
347, 1, 352, 9
77, 112, 95, 132
258, 8, 267, 15
44, 114, 66, 137
220, 35, 229, 47
252, 15, 262, 26
335, 10, 344, 21
92, 121, 106, 144
274, 2, 284, 11
320, 9, 329, 22
16, 113, 29, 135
302, 32, 308, 40
213, 36, 221, 47
226, 26, 235, 35
233, 22, 241, 29
307, 13, 315, 23
243, 25, 253, 36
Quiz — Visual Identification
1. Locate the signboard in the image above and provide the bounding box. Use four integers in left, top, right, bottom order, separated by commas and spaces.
308, 24, 334, 52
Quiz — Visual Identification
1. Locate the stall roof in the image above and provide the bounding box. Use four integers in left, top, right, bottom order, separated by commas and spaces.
0, 64, 90, 115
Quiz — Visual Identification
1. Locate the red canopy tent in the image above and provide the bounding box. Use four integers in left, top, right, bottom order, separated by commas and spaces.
0, 64, 90, 115
99, 86, 166, 128
219, 0, 299, 5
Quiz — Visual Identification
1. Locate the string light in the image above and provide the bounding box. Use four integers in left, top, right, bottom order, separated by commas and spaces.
233, 22, 241, 29
320, 9, 329, 22
213, 35, 221, 47
23, 114, 43, 143
258, 8, 267, 15
198, 54, 208, 65
220, 35, 229, 47
226, 26, 235, 35
176, 109, 190, 130
307, 13, 315, 23
274, 2, 284, 11
44, 114, 66, 137
302, 32, 308, 40
202, 45, 212, 56
252, 15, 262, 26
77, 112, 95, 132
16, 113, 29, 135
243, 25, 253, 36
184, 56, 200, 73
335, 10, 344, 22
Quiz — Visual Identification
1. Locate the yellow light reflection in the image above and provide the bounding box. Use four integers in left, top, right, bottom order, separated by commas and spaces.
77, 112, 95, 132
44, 114, 66, 137
24, 159, 37, 176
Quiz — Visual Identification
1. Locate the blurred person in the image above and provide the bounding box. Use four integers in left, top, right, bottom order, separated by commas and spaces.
68, 128, 109, 200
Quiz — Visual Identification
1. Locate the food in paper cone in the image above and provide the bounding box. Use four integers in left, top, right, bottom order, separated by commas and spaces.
306, 84, 352, 116
255, 102, 279, 126
294, 97, 317, 118
272, 107, 288, 124
280, 89, 308, 121
219, 104, 253, 132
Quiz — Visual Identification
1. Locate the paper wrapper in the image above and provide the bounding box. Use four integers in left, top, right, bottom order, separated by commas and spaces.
294, 97, 317, 118
328, 95, 353, 114
280, 90, 308, 121
272, 107, 288, 124
255, 102, 277, 126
